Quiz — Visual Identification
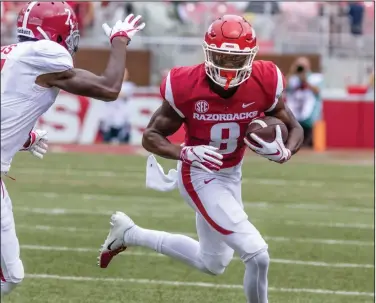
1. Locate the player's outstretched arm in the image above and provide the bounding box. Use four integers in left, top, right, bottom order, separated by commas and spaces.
142, 101, 184, 160
37, 39, 128, 101
266, 97, 304, 155
36, 14, 145, 101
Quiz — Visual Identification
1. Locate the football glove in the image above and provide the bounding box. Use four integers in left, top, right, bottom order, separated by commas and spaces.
180, 145, 223, 173
102, 14, 145, 43
21, 129, 49, 159
244, 125, 291, 164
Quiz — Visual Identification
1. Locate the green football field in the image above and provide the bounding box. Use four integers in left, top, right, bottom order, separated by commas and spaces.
3, 149, 375, 303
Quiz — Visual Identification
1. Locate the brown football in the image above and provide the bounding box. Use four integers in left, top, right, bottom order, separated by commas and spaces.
246, 116, 288, 147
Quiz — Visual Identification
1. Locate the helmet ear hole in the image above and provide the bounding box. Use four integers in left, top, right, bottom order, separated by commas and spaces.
57, 35, 63, 43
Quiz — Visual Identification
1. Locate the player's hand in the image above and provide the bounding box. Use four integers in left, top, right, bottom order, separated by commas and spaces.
102, 14, 145, 44
180, 145, 223, 173
21, 129, 49, 159
244, 125, 291, 164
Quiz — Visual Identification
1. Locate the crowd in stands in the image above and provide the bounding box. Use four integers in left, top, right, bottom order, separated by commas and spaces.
2, 2, 374, 41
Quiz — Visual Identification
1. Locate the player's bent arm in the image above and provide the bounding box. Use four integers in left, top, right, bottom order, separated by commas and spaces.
36, 38, 129, 101
266, 98, 304, 155
142, 101, 184, 160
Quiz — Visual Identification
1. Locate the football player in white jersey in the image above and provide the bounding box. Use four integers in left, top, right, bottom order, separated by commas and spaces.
0, 1, 145, 296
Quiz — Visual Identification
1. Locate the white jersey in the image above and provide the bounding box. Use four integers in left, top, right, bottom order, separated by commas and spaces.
1, 40, 73, 172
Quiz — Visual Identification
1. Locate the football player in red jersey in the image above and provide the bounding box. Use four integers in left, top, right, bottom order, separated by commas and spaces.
1, 1, 145, 296
98, 15, 303, 303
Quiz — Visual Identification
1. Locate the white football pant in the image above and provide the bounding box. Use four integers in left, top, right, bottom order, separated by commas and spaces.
1, 180, 24, 296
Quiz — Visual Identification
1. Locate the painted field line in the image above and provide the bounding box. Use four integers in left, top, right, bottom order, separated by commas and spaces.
285, 220, 374, 230
18, 223, 375, 248
279, 203, 374, 214
20, 245, 374, 269
16, 168, 372, 189
21, 191, 375, 213
25, 273, 375, 297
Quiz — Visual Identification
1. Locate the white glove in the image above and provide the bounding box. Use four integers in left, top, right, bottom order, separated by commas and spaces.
102, 14, 145, 43
244, 125, 291, 164
21, 129, 48, 159
180, 145, 223, 173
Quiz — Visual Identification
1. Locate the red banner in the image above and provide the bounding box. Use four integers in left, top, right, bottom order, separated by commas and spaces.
36, 91, 374, 149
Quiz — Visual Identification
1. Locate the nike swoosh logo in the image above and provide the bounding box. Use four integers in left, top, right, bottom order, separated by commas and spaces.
204, 178, 216, 184
107, 239, 117, 251
242, 102, 255, 108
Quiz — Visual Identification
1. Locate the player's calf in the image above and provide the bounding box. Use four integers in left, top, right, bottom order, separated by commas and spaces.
223, 225, 269, 303
243, 249, 270, 303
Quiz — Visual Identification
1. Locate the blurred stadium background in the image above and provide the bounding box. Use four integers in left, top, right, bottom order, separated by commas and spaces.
1, 2, 375, 303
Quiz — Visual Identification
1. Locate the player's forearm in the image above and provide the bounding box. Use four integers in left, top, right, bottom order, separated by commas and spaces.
99, 38, 129, 99
142, 129, 182, 160
286, 125, 304, 155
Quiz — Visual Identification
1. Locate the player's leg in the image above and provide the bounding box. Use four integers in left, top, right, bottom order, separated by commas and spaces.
98, 211, 212, 273
195, 212, 234, 275
181, 163, 269, 303
1, 181, 24, 296
221, 176, 269, 303
223, 225, 269, 303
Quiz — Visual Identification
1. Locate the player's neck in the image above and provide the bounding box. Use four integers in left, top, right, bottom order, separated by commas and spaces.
207, 77, 238, 99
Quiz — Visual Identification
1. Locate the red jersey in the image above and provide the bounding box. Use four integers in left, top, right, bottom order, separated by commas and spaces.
160, 60, 285, 168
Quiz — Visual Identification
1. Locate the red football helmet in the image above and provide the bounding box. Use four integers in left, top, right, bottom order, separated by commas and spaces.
17, 1, 80, 55
203, 15, 259, 89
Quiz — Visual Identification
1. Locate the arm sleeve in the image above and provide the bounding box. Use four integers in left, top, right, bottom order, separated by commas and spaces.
160, 69, 185, 118
264, 62, 286, 112
21, 40, 73, 73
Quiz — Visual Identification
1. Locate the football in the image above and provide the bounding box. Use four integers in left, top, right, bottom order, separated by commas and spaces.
246, 116, 288, 146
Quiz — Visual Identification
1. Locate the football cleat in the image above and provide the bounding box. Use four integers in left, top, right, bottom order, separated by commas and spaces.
98, 211, 135, 268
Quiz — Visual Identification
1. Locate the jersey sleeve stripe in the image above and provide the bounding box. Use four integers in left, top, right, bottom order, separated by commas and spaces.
265, 65, 284, 112
165, 71, 185, 118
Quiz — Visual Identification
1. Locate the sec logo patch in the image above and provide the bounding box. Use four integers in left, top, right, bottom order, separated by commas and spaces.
195, 100, 209, 114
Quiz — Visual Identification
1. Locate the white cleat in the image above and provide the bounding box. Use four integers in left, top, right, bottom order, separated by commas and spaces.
97, 211, 135, 268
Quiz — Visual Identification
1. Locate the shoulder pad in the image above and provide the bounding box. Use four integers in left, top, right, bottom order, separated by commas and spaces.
21, 40, 73, 74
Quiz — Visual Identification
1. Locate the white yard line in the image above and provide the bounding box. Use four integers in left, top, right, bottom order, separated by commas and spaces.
25, 273, 374, 297
284, 220, 374, 230
17, 222, 374, 247
280, 203, 374, 213
20, 191, 375, 214
20, 244, 374, 269
263, 236, 373, 246
15, 168, 372, 189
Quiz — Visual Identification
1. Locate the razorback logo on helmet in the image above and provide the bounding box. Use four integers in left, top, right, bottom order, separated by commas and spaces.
202, 15, 259, 90
16, 1, 80, 55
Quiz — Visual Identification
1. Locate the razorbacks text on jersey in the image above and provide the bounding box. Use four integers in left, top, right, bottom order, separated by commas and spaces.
1, 40, 73, 172
160, 61, 285, 168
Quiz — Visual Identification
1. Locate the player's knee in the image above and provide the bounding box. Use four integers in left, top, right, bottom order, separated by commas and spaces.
5, 261, 25, 285
1, 264, 24, 296
201, 252, 233, 276
244, 249, 270, 271
235, 234, 268, 263
202, 257, 226, 276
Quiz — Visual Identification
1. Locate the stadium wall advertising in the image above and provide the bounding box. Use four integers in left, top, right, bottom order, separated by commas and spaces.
36, 90, 374, 149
